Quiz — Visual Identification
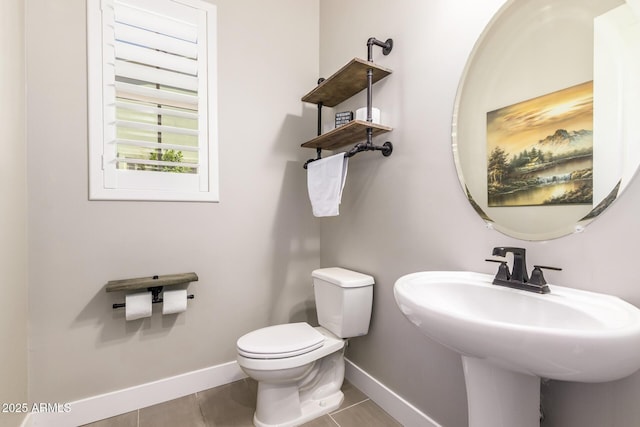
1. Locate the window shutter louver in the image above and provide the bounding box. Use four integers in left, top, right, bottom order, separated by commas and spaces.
89, 0, 218, 201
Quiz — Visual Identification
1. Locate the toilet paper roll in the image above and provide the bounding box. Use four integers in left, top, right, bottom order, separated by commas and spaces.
162, 289, 188, 315
355, 107, 381, 124
125, 291, 152, 321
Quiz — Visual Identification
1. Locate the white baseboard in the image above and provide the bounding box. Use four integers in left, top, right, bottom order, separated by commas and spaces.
21, 358, 439, 427
22, 361, 246, 427
345, 358, 442, 427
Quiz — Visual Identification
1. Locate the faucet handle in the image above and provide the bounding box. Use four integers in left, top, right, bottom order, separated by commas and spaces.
529, 265, 562, 286
534, 265, 562, 271
485, 259, 510, 281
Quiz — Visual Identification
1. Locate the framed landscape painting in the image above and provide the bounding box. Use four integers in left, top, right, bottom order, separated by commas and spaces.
486, 81, 593, 207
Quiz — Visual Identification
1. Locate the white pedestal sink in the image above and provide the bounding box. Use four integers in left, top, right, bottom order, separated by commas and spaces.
394, 271, 640, 427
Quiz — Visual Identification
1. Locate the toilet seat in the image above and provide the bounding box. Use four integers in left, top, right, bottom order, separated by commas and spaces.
237, 322, 325, 359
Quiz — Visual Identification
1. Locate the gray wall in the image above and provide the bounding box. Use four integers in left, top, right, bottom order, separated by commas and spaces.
319, 1, 640, 426
0, 1, 28, 426
15, 1, 640, 426
25, 0, 320, 404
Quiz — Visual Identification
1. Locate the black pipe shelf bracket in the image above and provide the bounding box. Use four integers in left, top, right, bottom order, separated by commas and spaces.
106, 272, 198, 309
301, 37, 394, 169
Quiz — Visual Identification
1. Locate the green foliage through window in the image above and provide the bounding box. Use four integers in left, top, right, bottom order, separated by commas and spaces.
149, 149, 189, 173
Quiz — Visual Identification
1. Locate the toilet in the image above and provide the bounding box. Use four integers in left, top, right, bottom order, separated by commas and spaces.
236, 267, 374, 427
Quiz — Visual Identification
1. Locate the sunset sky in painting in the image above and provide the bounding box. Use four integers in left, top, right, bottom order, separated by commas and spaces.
486, 81, 593, 157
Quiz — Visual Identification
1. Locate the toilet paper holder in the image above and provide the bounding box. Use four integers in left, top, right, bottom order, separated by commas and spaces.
111, 286, 195, 309
106, 272, 197, 309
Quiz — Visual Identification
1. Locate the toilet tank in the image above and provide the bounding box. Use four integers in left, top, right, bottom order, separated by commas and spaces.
312, 267, 374, 338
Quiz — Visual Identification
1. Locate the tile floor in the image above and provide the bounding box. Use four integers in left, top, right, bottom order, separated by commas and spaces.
81, 378, 402, 427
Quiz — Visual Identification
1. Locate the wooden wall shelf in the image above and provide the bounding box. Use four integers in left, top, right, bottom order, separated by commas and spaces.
105, 272, 198, 293
301, 37, 394, 168
301, 58, 392, 107
301, 120, 392, 151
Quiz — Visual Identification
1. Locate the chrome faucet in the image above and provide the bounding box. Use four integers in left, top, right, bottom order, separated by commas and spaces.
486, 247, 561, 294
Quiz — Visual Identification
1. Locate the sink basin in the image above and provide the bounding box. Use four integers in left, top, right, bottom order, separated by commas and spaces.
394, 271, 640, 427
394, 271, 640, 382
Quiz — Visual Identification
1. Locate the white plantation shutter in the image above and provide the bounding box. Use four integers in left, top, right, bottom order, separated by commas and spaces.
88, 0, 219, 201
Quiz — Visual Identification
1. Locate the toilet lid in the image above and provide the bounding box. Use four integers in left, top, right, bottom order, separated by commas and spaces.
237, 323, 325, 359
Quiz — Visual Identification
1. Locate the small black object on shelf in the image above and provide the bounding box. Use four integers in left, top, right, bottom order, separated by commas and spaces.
335, 111, 353, 128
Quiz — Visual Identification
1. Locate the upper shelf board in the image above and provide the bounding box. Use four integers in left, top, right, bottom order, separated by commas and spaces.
301, 58, 392, 107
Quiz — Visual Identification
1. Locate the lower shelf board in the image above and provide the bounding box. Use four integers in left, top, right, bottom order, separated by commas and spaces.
301, 120, 392, 151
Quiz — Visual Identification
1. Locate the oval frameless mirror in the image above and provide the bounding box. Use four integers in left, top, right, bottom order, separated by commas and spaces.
452, 0, 640, 240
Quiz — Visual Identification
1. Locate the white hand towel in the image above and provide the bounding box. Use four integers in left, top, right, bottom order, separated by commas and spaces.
307, 152, 348, 217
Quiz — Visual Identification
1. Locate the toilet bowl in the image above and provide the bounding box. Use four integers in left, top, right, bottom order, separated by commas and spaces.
237, 323, 345, 426
236, 267, 374, 427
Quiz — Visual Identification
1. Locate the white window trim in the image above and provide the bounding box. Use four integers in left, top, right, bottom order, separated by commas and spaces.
87, 0, 219, 202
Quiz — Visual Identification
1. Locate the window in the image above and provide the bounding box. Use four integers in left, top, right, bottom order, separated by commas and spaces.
88, 0, 219, 201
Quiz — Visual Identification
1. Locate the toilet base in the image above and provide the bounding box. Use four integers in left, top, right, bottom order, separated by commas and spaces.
254, 390, 344, 427
252, 349, 346, 426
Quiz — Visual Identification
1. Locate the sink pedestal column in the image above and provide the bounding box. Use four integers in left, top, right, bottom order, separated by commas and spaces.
462, 356, 540, 427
